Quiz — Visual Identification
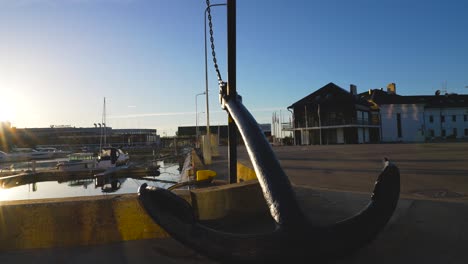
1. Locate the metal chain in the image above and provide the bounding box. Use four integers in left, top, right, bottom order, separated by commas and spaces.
206, 0, 223, 83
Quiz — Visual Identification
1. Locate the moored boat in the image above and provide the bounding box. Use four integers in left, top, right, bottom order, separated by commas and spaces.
0, 148, 54, 162
56, 147, 130, 172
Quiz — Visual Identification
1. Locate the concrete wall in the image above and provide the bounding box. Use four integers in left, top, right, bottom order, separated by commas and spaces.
190, 180, 268, 221
0, 195, 169, 251
0, 162, 268, 252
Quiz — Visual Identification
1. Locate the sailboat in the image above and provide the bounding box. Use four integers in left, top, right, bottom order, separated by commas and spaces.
57, 97, 130, 172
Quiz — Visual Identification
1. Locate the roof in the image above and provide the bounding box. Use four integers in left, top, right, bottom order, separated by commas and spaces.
361, 89, 468, 108
288, 82, 371, 109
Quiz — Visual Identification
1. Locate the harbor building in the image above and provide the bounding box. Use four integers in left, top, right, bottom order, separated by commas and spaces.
0, 125, 159, 150
287, 83, 381, 145
362, 84, 468, 142
288, 82, 468, 144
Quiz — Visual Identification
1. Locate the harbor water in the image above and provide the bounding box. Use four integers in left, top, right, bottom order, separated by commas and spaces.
0, 160, 181, 202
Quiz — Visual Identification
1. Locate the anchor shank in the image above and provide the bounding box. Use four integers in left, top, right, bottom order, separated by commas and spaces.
224, 96, 305, 227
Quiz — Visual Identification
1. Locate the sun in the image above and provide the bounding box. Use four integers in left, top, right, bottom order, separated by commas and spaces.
0, 95, 16, 123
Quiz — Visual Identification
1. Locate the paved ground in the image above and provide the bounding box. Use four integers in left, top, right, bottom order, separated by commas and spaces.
236, 143, 468, 202
205, 143, 468, 264
1, 143, 468, 263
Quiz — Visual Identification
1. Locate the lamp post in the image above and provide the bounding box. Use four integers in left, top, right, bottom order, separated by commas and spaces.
195, 92, 206, 148
196, 111, 205, 147
197, 112, 205, 127
204, 3, 226, 165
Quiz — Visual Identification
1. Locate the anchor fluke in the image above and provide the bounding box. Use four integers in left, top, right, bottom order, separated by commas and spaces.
138, 161, 400, 263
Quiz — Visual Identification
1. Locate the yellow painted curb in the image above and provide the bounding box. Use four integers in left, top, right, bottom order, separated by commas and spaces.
237, 161, 257, 182
0, 194, 168, 251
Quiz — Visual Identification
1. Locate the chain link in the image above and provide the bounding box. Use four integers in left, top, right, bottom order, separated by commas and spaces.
206, 0, 223, 83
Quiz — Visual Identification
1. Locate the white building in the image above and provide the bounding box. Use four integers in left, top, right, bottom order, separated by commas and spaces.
424, 107, 468, 140
364, 84, 468, 142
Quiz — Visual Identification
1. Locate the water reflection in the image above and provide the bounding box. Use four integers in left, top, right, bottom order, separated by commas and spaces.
99, 178, 126, 193
0, 164, 180, 201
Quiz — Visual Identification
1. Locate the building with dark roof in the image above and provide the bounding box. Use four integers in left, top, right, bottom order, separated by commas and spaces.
362, 83, 468, 142
287, 82, 468, 144
287, 83, 380, 145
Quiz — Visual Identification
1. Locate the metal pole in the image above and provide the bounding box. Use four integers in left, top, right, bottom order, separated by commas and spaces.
227, 0, 237, 183
318, 104, 322, 145
287, 108, 295, 145
204, 3, 225, 165
280, 110, 283, 145
304, 105, 308, 145
103, 97, 107, 147
195, 92, 205, 148
204, 7, 211, 165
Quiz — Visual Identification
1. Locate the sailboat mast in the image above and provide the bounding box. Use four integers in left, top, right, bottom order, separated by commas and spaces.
103, 97, 107, 146
99, 97, 107, 152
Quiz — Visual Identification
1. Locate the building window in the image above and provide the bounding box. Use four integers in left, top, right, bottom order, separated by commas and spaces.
441, 115, 445, 123
442, 129, 446, 137
429, 115, 434, 123
464, 115, 467, 122
397, 113, 402, 138
429, 129, 434, 137
453, 128, 457, 137
465, 128, 468, 136
452, 115, 456, 122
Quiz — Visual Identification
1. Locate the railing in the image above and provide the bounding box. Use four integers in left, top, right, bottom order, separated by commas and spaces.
295, 117, 379, 128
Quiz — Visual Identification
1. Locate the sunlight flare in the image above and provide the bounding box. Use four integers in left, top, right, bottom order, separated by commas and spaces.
0, 94, 16, 123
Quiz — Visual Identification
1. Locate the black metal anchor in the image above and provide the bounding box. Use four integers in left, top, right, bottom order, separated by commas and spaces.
138, 92, 400, 263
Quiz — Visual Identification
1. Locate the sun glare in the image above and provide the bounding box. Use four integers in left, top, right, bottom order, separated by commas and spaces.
0, 94, 16, 123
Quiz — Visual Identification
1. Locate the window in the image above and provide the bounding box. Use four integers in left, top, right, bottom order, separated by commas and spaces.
441, 115, 445, 123
429, 129, 435, 137
453, 128, 457, 137
464, 115, 467, 122
397, 113, 402, 138
452, 115, 456, 122
442, 129, 446, 137
363, 112, 369, 121
465, 128, 468, 136
429, 115, 434, 123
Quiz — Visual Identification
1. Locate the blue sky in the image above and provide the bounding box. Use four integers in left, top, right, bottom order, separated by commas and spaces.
0, 0, 467, 135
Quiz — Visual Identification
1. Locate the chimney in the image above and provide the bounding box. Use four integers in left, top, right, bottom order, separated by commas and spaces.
350, 84, 357, 95
387, 83, 396, 94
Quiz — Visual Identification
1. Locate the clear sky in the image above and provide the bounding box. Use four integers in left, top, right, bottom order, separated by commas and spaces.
0, 0, 467, 135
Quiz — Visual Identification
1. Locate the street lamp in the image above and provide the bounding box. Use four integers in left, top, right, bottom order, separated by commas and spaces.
195, 92, 206, 145
197, 112, 205, 127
